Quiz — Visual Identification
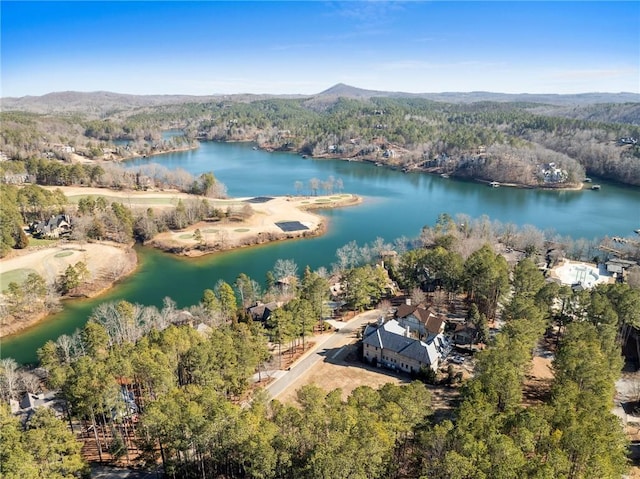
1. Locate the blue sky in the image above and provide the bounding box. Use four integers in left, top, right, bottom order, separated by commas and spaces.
1, 1, 638, 97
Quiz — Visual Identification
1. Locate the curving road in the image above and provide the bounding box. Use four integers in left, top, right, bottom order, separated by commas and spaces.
266, 310, 381, 400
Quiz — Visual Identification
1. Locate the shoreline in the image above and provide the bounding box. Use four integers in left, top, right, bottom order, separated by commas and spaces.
0, 193, 360, 337
0, 242, 138, 339
109, 137, 588, 192
253, 144, 587, 192
471, 177, 585, 191
71, 142, 200, 165
147, 193, 362, 258
158, 221, 329, 258
124, 142, 199, 161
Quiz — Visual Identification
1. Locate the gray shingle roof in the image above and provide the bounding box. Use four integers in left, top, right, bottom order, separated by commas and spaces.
363, 319, 441, 366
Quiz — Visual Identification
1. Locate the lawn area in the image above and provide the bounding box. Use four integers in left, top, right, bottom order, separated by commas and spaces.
0, 268, 37, 292
66, 194, 247, 209
66, 195, 182, 206
28, 238, 57, 247
54, 251, 75, 258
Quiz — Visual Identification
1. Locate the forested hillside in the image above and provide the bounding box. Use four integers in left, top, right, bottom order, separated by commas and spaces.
1, 87, 639, 187
3, 217, 638, 478
191, 96, 640, 186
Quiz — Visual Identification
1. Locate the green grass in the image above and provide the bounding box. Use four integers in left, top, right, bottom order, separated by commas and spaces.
1, 268, 37, 292
178, 234, 194, 239
203, 229, 219, 233
54, 251, 75, 258
67, 194, 247, 209
301, 201, 310, 204
28, 238, 57, 247
67, 195, 181, 206
330, 196, 342, 200
315, 199, 331, 203
234, 228, 250, 233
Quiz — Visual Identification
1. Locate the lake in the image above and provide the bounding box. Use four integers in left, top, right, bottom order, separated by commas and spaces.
2, 141, 639, 363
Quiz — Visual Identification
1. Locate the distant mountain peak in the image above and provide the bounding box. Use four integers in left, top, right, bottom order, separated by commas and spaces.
318, 83, 383, 98
2, 87, 638, 117
325, 82, 351, 90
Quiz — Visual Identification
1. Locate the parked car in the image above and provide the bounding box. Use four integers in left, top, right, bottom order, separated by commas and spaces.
450, 355, 465, 364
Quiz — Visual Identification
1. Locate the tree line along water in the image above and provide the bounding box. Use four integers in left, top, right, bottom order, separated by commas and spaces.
2, 141, 639, 363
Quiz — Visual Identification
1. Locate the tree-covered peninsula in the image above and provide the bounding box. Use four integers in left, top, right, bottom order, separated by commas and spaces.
2, 85, 639, 188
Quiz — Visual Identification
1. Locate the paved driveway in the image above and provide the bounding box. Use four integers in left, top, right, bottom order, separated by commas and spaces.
266, 310, 381, 399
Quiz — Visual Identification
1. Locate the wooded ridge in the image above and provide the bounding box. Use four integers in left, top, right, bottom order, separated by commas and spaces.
2, 85, 639, 187
2, 215, 639, 478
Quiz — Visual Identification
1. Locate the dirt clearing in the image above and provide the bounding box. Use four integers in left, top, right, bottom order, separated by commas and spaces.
276, 353, 409, 404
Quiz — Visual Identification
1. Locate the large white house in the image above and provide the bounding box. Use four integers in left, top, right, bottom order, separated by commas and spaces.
362, 318, 450, 373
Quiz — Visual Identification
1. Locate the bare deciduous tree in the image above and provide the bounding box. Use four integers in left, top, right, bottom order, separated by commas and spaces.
0, 358, 20, 401
410, 287, 428, 306
20, 371, 41, 394
378, 299, 393, 319
628, 266, 640, 290
309, 178, 320, 196
217, 229, 230, 248
107, 257, 129, 282
241, 204, 254, 219
273, 259, 299, 297
322, 180, 334, 195
56, 334, 75, 364
335, 241, 361, 270
517, 224, 546, 256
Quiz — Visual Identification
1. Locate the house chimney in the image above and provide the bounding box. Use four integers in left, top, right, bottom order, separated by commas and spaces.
405, 298, 411, 306
405, 326, 411, 338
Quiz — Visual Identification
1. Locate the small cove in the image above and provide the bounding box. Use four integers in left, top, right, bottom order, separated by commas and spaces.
2, 141, 639, 363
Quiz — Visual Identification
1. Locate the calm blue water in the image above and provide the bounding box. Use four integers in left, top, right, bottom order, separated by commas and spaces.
125, 141, 639, 240
3, 141, 639, 363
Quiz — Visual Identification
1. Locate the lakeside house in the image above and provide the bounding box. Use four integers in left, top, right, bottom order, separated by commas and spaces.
362, 318, 450, 373
451, 323, 479, 346
606, 258, 638, 281
29, 214, 72, 239
394, 302, 444, 341
2, 173, 36, 185
537, 162, 568, 184
47, 143, 76, 155
10, 391, 65, 423
248, 301, 281, 322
